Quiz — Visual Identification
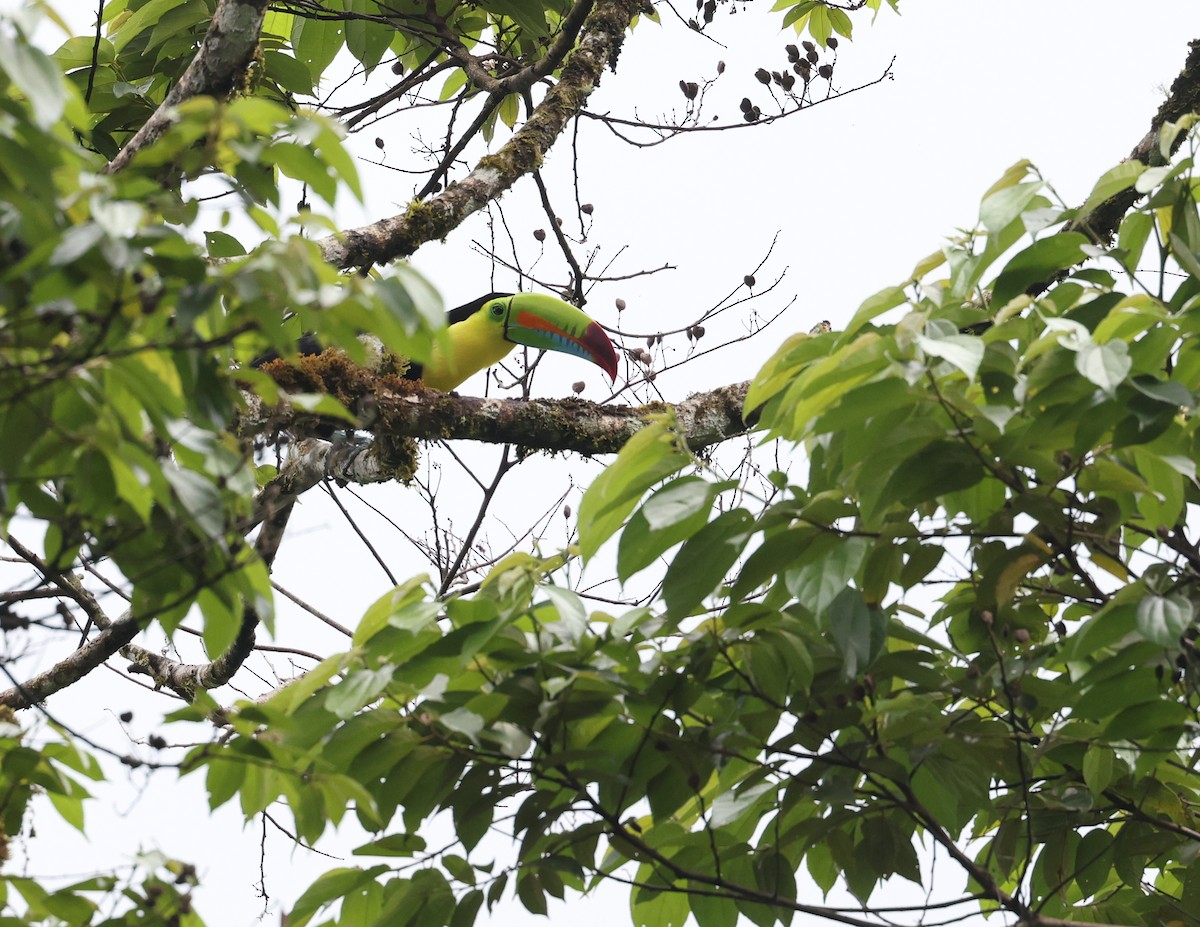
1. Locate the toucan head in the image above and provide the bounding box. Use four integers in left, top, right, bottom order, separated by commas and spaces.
481, 293, 619, 381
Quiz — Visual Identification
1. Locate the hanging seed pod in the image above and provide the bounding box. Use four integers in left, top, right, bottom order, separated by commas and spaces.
563, 504, 572, 518
572, 381, 585, 394
771, 70, 783, 85
716, 60, 725, 74
754, 67, 771, 84
743, 108, 759, 123
534, 228, 546, 241
785, 44, 799, 61
685, 81, 699, 100
374, 137, 385, 149
802, 40, 815, 52
827, 36, 838, 49
818, 64, 833, 79
692, 325, 705, 339
645, 336, 655, 348
581, 203, 594, 214
616, 298, 626, 310
781, 73, 795, 92
806, 49, 819, 64
744, 274, 756, 287
739, 96, 753, 112
391, 60, 405, 75
703, 0, 716, 23
794, 59, 811, 76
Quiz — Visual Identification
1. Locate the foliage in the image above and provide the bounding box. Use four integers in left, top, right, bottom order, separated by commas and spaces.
2, 1, 1199, 927
194, 130, 1200, 927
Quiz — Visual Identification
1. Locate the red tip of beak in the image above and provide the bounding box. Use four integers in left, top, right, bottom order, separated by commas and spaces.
582, 322, 619, 381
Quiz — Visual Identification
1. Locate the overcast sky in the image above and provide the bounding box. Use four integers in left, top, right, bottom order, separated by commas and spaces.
12, 1, 1200, 925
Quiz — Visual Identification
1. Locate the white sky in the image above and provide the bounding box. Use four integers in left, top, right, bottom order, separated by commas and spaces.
10, 1, 1200, 925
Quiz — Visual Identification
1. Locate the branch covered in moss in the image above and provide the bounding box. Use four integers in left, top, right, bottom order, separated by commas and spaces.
372, 381, 751, 455
240, 379, 752, 467
106, 0, 270, 174
317, 0, 646, 269
1066, 37, 1200, 245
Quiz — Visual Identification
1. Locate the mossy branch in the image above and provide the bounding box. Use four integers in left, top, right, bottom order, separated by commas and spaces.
316, 0, 646, 270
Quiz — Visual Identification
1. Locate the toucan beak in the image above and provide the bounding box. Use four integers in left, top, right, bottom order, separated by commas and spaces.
503, 294, 619, 381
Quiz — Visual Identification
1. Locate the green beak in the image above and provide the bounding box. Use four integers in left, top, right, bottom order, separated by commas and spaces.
502, 294, 619, 381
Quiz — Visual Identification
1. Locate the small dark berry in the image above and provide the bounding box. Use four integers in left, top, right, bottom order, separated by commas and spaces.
119, 711, 133, 723
754, 68, 771, 84
739, 97, 752, 112
806, 49, 819, 64
818, 64, 833, 79
572, 381, 585, 394
744, 274, 756, 287
785, 44, 799, 61
616, 298, 626, 310
827, 37, 838, 49
534, 229, 546, 241
374, 137, 384, 149
391, 60, 405, 75
716, 60, 725, 74
581, 203, 594, 214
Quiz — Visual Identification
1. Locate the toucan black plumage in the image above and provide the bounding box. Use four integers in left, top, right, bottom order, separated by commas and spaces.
255, 292, 618, 390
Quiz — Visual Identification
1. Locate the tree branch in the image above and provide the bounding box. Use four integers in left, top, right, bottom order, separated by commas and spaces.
240, 377, 751, 464
317, 0, 645, 269
105, 0, 270, 174
1066, 38, 1200, 246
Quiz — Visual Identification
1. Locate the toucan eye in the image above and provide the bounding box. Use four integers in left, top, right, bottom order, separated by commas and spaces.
490, 302, 505, 317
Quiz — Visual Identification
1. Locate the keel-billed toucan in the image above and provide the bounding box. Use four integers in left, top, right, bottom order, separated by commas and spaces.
260, 292, 619, 390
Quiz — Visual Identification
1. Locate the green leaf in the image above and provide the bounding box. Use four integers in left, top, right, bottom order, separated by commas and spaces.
844, 284, 906, 336
1135, 593, 1192, 647
633, 885, 690, 927
352, 833, 428, 857
346, 0, 392, 73
293, 4, 347, 85
326, 666, 395, 720
0, 30, 67, 130
1078, 160, 1146, 217
991, 232, 1090, 307
1074, 340, 1131, 394
916, 332, 984, 381
617, 477, 725, 581
1082, 745, 1115, 796
479, 0, 549, 37
826, 587, 884, 677
205, 230, 246, 258
288, 866, 389, 927
786, 536, 868, 614
662, 508, 754, 619
577, 413, 691, 560
262, 50, 314, 94
980, 181, 1043, 234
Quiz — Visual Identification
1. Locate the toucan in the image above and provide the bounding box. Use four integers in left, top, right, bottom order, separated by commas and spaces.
258, 292, 619, 390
